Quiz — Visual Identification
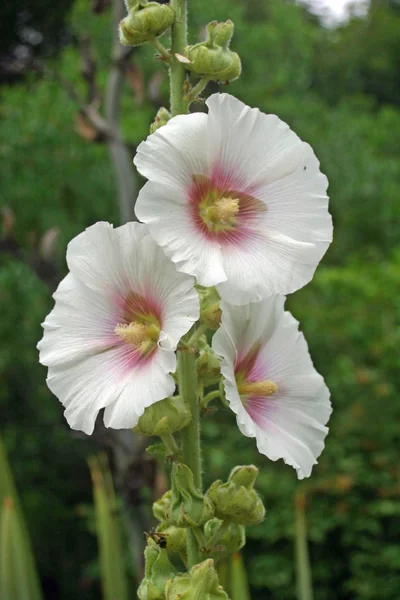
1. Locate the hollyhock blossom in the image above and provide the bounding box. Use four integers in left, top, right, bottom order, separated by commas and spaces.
134, 93, 332, 305
212, 296, 331, 478
38, 222, 199, 435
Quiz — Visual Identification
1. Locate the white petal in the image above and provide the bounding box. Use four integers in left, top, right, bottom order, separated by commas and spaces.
212, 296, 331, 479
66, 221, 147, 295
103, 347, 176, 429
135, 181, 226, 287
206, 93, 303, 188
38, 273, 117, 367
134, 112, 209, 191
39, 221, 199, 433
47, 346, 176, 435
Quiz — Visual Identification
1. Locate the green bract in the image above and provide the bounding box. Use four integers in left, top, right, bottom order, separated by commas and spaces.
170, 463, 214, 528
134, 395, 191, 437
138, 542, 176, 600
165, 559, 230, 600
184, 20, 241, 83
119, 1, 174, 47
206, 465, 265, 526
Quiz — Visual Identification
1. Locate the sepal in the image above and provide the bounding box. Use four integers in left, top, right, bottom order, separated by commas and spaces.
206, 465, 265, 525
134, 396, 191, 437
165, 559, 230, 599
119, 1, 174, 47
204, 518, 245, 556
138, 542, 176, 600
170, 463, 214, 528
184, 20, 241, 83
150, 107, 172, 133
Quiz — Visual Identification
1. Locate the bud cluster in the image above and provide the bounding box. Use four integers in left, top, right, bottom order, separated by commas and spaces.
119, 1, 174, 47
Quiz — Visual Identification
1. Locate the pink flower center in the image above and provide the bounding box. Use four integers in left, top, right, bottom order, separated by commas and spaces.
114, 291, 162, 362
188, 173, 266, 243
235, 344, 278, 426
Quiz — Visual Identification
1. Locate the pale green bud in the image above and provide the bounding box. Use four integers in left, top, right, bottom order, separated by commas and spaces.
119, 1, 174, 48
184, 20, 241, 83
138, 542, 176, 600
150, 107, 172, 133
206, 465, 265, 526
197, 348, 221, 385
153, 490, 172, 523
204, 518, 245, 556
134, 396, 191, 437
158, 522, 187, 554
165, 559, 229, 600
198, 286, 222, 331
170, 463, 214, 528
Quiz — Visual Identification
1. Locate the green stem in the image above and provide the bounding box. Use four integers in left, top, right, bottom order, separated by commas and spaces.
188, 323, 208, 348
178, 350, 203, 567
295, 491, 314, 600
160, 433, 179, 456
200, 389, 221, 409
187, 76, 210, 102
149, 35, 172, 63
170, 0, 188, 115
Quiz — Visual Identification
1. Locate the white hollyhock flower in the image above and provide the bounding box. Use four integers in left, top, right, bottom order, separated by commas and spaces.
134, 93, 332, 305
212, 296, 331, 479
38, 222, 199, 435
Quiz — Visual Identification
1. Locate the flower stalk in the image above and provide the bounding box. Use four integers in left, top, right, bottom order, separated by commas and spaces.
170, 0, 188, 116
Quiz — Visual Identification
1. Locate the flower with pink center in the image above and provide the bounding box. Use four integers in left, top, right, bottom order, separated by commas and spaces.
212, 296, 332, 479
134, 93, 333, 305
37, 222, 199, 435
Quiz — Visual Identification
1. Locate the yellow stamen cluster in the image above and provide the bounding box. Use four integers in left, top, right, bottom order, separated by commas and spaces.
115, 321, 160, 354
239, 380, 278, 397
200, 195, 240, 232
212, 197, 239, 222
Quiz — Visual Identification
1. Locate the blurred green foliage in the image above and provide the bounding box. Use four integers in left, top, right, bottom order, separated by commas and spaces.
1, 0, 399, 598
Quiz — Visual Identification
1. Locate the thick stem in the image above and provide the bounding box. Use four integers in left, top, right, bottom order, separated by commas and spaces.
178, 350, 203, 567
169, 0, 188, 115
178, 352, 202, 489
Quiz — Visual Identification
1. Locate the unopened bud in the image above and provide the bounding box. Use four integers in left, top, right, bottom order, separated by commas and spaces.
184, 20, 241, 83
150, 107, 172, 133
158, 522, 187, 554
138, 542, 176, 600
198, 286, 222, 331
134, 396, 191, 437
206, 465, 265, 526
165, 559, 229, 599
170, 463, 214, 528
204, 518, 245, 556
153, 490, 172, 523
119, 1, 174, 47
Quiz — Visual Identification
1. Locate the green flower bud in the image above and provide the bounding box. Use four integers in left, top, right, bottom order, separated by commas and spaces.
134, 396, 191, 437
138, 542, 176, 600
158, 522, 187, 553
170, 463, 214, 528
206, 465, 265, 526
198, 286, 222, 331
204, 518, 245, 556
119, 1, 174, 48
150, 107, 172, 134
197, 348, 221, 385
165, 559, 229, 600
153, 490, 172, 523
184, 20, 241, 83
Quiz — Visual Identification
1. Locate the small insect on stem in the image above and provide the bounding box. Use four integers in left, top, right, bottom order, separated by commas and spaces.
143, 529, 169, 549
